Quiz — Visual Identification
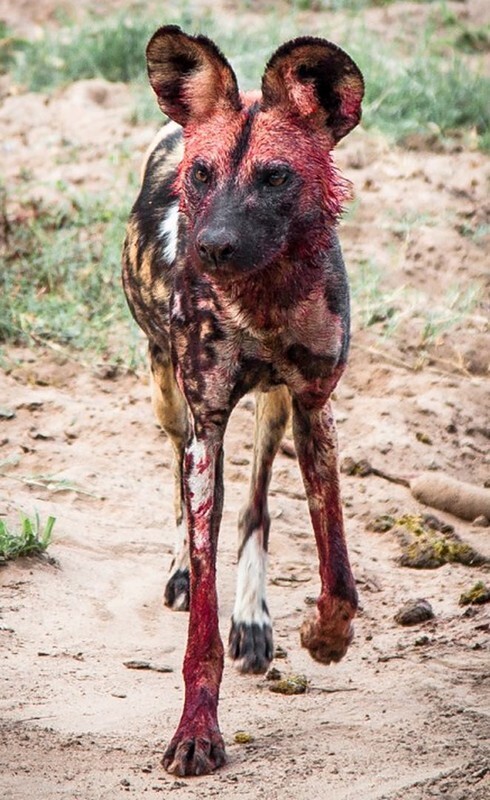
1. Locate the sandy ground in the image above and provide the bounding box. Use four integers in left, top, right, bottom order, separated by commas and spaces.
1, 1, 490, 798
1, 348, 489, 800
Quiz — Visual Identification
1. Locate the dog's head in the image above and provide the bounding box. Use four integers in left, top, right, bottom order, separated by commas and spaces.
146, 26, 364, 277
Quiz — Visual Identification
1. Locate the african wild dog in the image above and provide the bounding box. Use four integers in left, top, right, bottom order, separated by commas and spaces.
122, 25, 364, 776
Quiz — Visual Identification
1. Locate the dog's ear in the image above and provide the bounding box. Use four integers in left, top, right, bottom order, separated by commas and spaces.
146, 25, 241, 126
261, 37, 364, 143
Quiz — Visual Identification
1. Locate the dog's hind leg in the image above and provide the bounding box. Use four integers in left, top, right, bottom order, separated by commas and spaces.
149, 343, 190, 611
228, 385, 291, 673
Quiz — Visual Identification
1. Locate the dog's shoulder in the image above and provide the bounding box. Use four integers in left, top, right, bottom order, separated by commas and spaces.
140, 121, 183, 185
122, 122, 184, 338
127, 121, 183, 275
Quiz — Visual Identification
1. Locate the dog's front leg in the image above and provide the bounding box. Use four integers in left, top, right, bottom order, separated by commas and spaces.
292, 397, 358, 664
162, 426, 226, 776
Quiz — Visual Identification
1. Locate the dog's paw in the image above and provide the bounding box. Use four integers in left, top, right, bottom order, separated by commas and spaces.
164, 568, 190, 611
300, 616, 353, 663
300, 598, 355, 664
228, 618, 273, 674
162, 729, 226, 777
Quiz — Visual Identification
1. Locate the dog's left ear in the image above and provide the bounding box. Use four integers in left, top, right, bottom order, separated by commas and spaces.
146, 25, 241, 126
261, 37, 364, 143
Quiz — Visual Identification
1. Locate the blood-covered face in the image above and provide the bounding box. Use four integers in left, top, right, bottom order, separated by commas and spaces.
177, 99, 350, 276
146, 27, 363, 277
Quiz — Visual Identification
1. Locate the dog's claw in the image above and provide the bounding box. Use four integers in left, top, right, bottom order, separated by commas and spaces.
162, 731, 226, 777
228, 619, 273, 674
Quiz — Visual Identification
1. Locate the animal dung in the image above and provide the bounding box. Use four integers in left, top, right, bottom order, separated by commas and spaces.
395, 515, 487, 569
269, 674, 308, 695
233, 731, 255, 744
369, 513, 488, 569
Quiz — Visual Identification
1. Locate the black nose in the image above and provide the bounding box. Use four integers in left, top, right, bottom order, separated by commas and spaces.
196, 229, 238, 268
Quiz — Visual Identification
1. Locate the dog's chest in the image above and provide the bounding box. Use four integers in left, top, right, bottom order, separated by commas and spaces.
229, 284, 343, 358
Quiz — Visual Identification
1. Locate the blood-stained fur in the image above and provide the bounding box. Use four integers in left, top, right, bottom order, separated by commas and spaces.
122, 25, 363, 777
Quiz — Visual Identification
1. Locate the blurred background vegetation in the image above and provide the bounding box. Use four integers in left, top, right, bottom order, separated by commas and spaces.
2, 4, 489, 144
0, 0, 488, 368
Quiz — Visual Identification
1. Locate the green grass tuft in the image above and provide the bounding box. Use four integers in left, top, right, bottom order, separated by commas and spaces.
10, 18, 156, 90
350, 36, 490, 147
0, 186, 139, 359
0, 512, 55, 561
350, 256, 483, 345
350, 258, 401, 330
455, 26, 490, 55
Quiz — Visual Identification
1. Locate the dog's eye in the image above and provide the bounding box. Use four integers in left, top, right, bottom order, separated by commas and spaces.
192, 164, 210, 184
265, 169, 289, 187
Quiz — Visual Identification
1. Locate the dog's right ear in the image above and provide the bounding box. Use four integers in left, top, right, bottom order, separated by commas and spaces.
146, 25, 241, 127
261, 37, 364, 144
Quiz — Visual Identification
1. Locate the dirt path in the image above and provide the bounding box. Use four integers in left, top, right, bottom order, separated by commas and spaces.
1, 343, 489, 800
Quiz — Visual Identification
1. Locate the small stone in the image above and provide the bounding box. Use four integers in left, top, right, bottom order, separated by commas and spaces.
369, 515, 395, 533
18, 401, 44, 411
279, 440, 296, 459
228, 456, 249, 466
123, 660, 173, 673
473, 515, 489, 528
94, 363, 120, 380
274, 644, 288, 659
340, 457, 372, 477
394, 599, 434, 626
459, 581, 490, 606
29, 428, 54, 440
304, 595, 317, 606
422, 514, 454, 534
265, 667, 282, 681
